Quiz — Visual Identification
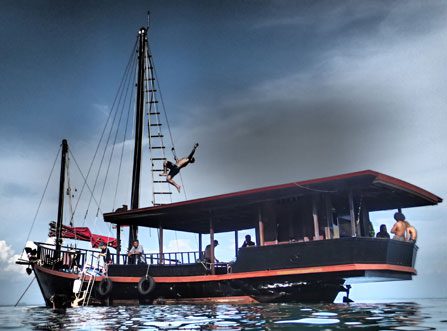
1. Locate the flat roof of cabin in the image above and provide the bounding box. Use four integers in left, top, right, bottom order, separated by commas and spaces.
104, 170, 442, 234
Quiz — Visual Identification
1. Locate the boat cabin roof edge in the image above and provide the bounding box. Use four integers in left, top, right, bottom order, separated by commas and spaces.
103, 169, 442, 234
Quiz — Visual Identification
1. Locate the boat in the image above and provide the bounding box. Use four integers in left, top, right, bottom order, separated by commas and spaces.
17, 24, 442, 308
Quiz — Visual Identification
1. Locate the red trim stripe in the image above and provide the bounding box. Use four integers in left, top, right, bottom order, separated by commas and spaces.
35, 263, 416, 283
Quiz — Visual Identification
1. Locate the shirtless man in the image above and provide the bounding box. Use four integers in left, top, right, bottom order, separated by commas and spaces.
407, 225, 417, 242
160, 143, 198, 193
390, 212, 408, 241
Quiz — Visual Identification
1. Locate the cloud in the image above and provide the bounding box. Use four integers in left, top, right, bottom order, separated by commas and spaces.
0, 240, 26, 278
165, 239, 194, 253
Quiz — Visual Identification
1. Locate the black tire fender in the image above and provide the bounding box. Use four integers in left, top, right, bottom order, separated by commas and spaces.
97, 278, 113, 297
138, 276, 156, 296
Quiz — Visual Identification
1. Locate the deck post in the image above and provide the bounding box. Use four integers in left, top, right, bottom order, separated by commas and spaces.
324, 195, 332, 239
198, 233, 202, 260
116, 225, 121, 264
210, 217, 215, 275
258, 207, 265, 246
312, 196, 320, 240
159, 225, 164, 264
235, 230, 239, 257
349, 192, 357, 237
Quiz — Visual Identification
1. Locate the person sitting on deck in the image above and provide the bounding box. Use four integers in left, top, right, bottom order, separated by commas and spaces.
241, 235, 255, 247
160, 143, 199, 193
203, 240, 219, 263
407, 224, 417, 243
390, 212, 409, 241
128, 240, 144, 264
376, 224, 390, 239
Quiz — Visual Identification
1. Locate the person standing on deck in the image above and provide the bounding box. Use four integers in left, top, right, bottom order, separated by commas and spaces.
390, 212, 409, 241
203, 240, 219, 263
160, 143, 199, 193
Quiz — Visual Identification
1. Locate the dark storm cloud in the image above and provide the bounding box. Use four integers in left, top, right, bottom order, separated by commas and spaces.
0, 1, 446, 303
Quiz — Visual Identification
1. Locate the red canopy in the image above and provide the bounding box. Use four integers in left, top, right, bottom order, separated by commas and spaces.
49, 222, 117, 248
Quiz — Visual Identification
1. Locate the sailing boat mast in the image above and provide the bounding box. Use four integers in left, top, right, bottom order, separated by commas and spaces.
129, 27, 147, 246
55, 139, 68, 259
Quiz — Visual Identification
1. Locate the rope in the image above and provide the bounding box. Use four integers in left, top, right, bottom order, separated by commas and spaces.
24, 146, 61, 245
113, 76, 135, 210
96, 50, 137, 216
84, 44, 137, 220
14, 276, 35, 307
149, 43, 188, 201
68, 40, 137, 225
69, 151, 103, 216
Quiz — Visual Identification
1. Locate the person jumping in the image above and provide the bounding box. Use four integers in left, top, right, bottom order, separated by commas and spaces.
160, 143, 198, 193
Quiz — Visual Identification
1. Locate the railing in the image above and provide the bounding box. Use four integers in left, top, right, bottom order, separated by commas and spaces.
114, 251, 200, 265
36, 242, 201, 273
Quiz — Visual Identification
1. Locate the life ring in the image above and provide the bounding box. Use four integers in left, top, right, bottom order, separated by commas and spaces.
138, 276, 156, 296
97, 278, 113, 297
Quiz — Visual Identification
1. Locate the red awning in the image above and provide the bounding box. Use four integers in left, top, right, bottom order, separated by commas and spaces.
49, 222, 117, 248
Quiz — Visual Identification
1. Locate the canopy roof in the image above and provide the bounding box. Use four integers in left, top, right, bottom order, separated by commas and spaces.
104, 170, 442, 234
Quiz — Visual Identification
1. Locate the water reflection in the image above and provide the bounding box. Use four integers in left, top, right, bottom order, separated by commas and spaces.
15, 300, 445, 330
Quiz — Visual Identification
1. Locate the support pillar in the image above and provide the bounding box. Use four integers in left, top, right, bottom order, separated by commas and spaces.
116, 225, 121, 264
349, 192, 356, 237
198, 233, 203, 260
312, 196, 320, 240
235, 230, 239, 257
159, 225, 164, 264
258, 207, 265, 246
210, 217, 215, 275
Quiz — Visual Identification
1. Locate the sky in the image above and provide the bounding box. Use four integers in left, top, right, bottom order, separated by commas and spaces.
0, 0, 446, 305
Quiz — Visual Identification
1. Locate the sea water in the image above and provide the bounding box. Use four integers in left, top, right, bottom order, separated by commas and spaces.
1, 299, 446, 330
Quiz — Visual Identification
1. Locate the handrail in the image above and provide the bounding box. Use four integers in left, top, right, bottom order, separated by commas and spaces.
35, 242, 201, 269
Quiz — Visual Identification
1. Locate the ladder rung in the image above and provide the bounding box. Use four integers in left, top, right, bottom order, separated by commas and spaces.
154, 192, 172, 195
148, 89, 157, 92
153, 181, 167, 183
146, 100, 159, 104
150, 146, 165, 149
152, 169, 164, 172
149, 112, 160, 115
151, 158, 166, 160
150, 134, 164, 138
153, 203, 165, 206
150, 124, 162, 126
145, 78, 155, 81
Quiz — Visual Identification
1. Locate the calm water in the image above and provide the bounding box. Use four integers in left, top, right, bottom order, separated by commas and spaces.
1, 299, 446, 330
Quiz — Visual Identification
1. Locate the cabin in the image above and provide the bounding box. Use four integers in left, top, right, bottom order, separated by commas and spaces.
104, 170, 441, 279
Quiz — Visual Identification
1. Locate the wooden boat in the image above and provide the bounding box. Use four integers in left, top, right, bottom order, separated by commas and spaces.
17, 25, 442, 308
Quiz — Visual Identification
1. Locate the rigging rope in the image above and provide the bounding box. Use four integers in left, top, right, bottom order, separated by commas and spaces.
149, 43, 188, 201
69, 151, 103, 216
24, 145, 61, 245
83, 43, 138, 221
96, 49, 137, 217
69, 40, 137, 225
14, 276, 35, 307
113, 76, 135, 210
